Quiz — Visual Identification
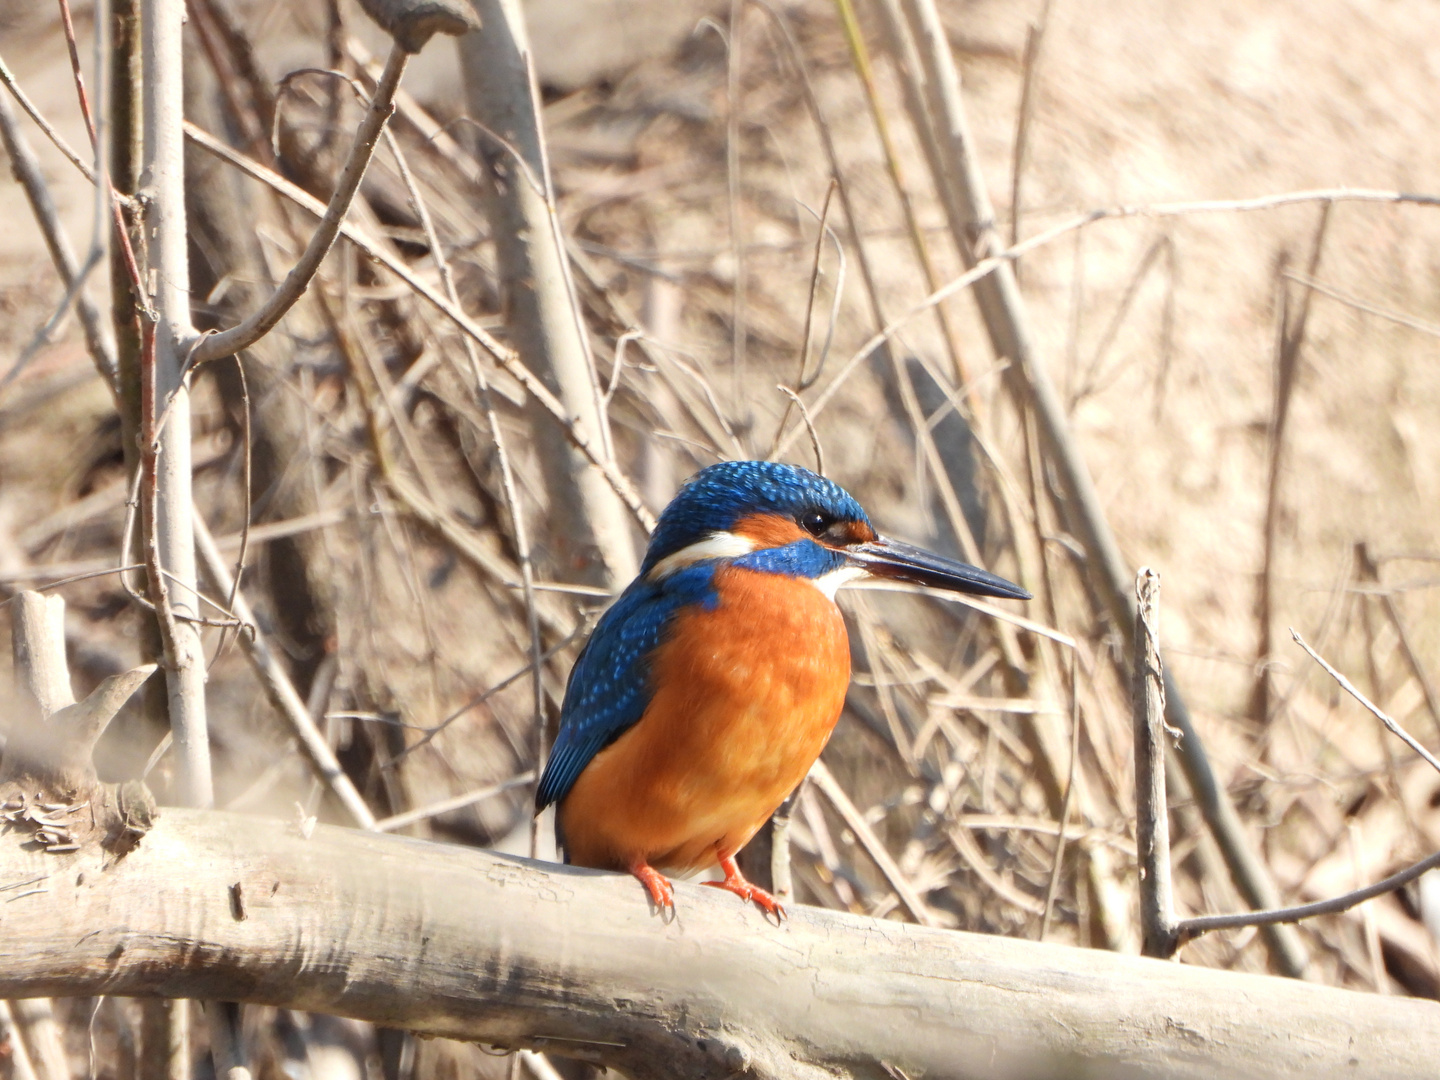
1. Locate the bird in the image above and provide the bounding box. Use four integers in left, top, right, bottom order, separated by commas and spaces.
535, 460, 1030, 917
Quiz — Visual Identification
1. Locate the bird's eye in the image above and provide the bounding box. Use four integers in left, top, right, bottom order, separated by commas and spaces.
800, 510, 830, 536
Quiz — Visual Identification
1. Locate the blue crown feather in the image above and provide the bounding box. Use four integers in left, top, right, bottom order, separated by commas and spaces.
641, 461, 870, 575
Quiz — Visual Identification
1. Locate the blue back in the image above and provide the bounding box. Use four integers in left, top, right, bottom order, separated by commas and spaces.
537, 461, 865, 812
535, 561, 718, 811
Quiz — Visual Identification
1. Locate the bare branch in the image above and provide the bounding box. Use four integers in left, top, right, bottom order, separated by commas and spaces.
1178, 849, 1440, 941
0, 53, 97, 185
189, 43, 408, 366
4, 809, 1436, 1079
373, 773, 534, 833
459, 0, 640, 589
809, 760, 937, 926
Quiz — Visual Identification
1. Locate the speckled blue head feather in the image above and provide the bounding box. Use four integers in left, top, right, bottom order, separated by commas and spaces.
641, 461, 870, 575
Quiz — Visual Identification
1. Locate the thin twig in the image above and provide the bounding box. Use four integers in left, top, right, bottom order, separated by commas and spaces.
1290, 629, 1440, 778
190, 44, 410, 366
192, 513, 378, 831
0, 90, 116, 387
796, 180, 838, 392
373, 773, 535, 833
1009, 2, 1051, 255
0, 53, 97, 184
1039, 650, 1080, 940
809, 760, 937, 926
387, 623, 588, 768
55, 0, 95, 146
1284, 271, 1440, 338
775, 386, 825, 476
1177, 848, 1440, 941
1355, 543, 1440, 743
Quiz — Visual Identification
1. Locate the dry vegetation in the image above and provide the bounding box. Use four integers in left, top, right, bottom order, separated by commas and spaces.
1, 0, 1439, 1075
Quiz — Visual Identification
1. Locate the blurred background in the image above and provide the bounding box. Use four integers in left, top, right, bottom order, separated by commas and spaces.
1, 0, 1439, 1076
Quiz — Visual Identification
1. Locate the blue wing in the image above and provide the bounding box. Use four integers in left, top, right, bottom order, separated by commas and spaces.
535, 562, 720, 811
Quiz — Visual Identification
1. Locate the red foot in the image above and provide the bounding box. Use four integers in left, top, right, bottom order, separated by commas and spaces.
703, 854, 787, 919
627, 859, 675, 912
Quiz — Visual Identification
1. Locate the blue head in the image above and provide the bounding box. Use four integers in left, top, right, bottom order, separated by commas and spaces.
642, 461, 871, 576
639, 461, 1030, 600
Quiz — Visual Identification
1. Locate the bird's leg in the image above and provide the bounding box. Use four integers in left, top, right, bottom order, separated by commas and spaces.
626, 857, 675, 911
703, 853, 787, 918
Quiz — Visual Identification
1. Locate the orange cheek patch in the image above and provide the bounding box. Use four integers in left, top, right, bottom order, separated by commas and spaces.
835, 519, 876, 545
732, 512, 808, 548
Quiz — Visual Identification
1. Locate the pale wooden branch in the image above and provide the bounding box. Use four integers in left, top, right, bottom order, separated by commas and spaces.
141, 0, 210, 809
458, 0, 640, 590
1133, 569, 1177, 958
1, 808, 1437, 1079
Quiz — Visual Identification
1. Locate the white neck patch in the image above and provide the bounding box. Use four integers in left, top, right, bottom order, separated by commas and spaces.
646, 531, 757, 581
807, 564, 866, 601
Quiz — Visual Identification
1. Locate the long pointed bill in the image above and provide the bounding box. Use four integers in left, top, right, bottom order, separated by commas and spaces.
847, 537, 1032, 601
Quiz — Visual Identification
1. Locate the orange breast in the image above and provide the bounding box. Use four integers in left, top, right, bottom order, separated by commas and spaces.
559, 566, 850, 874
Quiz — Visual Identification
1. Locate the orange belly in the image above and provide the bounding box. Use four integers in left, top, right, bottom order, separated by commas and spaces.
559, 566, 850, 874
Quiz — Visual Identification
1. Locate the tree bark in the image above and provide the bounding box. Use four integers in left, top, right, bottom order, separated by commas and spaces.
0, 805, 1435, 1080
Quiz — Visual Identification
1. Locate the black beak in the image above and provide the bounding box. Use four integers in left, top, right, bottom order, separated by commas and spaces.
847, 537, 1031, 601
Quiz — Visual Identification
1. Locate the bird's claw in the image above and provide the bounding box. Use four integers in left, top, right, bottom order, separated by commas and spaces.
703, 876, 787, 918
706, 854, 787, 918
628, 861, 675, 913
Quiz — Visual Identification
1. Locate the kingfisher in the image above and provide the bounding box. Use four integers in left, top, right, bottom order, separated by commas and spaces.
535, 460, 1029, 917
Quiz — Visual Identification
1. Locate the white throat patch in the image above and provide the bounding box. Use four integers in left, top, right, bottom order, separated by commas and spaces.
808, 565, 866, 601
646, 531, 757, 581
